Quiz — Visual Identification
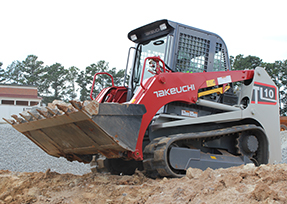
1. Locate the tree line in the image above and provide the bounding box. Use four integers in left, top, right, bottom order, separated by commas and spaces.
0, 54, 287, 115
0, 55, 125, 105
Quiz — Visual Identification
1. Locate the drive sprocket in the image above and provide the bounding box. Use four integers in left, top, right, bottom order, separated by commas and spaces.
236, 132, 259, 158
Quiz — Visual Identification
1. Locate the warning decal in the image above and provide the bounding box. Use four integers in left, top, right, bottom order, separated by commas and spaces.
217, 75, 232, 85
181, 110, 198, 118
206, 79, 216, 87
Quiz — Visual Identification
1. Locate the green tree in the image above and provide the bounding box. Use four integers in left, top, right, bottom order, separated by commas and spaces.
77, 60, 125, 101
108, 67, 125, 86
0, 62, 5, 82
66, 66, 79, 100
231, 54, 262, 70
87, 61, 112, 98
263, 60, 287, 115
4, 60, 24, 84
78, 61, 111, 100
20, 55, 45, 87
4, 55, 45, 91
41, 63, 69, 104
77, 70, 89, 101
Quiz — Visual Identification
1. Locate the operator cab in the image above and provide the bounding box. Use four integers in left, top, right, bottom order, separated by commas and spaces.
126, 19, 231, 100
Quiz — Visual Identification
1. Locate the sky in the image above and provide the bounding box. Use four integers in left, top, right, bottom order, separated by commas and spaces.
1, 0, 287, 71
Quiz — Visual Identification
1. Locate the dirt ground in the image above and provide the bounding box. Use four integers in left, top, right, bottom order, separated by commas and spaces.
1, 164, 287, 204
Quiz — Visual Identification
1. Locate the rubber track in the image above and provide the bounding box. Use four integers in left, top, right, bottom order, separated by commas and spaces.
143, 124, 265, 178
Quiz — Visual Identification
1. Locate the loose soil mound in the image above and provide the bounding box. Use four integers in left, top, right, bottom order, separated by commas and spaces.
1, 164, 287, 204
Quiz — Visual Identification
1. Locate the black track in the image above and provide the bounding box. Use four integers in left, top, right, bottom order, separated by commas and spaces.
143, 124, 268, 178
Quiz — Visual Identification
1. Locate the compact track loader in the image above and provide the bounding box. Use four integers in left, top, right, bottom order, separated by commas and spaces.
5, 20, 281, 177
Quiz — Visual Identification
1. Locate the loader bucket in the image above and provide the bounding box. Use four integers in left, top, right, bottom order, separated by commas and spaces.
6, 100, 146, 163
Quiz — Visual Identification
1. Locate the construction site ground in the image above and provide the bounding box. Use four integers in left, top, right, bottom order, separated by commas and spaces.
1, 163, 287, 204
1, 124, 287, 204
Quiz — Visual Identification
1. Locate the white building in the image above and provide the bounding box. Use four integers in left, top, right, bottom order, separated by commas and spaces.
0, 84, 42, 123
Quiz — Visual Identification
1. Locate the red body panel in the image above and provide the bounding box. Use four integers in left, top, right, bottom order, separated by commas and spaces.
91, 72, 128, 103
95, 86, 127, 103
129, 70, 254, 160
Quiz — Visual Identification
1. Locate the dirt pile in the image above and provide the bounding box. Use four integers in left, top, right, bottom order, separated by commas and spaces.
1, 163, 287, 204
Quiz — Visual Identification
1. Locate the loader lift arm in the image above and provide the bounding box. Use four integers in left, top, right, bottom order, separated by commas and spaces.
130, 58, 255, 160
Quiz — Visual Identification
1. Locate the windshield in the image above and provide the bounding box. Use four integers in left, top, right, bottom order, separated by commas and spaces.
131, 36, 169, 93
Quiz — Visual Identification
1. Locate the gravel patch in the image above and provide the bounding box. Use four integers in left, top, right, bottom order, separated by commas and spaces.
0, 124, 91, 175
1, 124, 287, 174
280, 130, 287, 163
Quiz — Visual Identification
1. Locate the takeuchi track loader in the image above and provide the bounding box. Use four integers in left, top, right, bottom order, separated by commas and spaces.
5, 20, 281, 177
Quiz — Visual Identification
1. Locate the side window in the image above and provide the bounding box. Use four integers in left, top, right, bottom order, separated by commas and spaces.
176, 33, 210, 73
131, 36, 168, 94
140, 38, 167, 82
213, 43, 228, 71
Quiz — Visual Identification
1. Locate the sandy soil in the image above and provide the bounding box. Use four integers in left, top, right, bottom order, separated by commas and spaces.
1, 163, 287, 204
